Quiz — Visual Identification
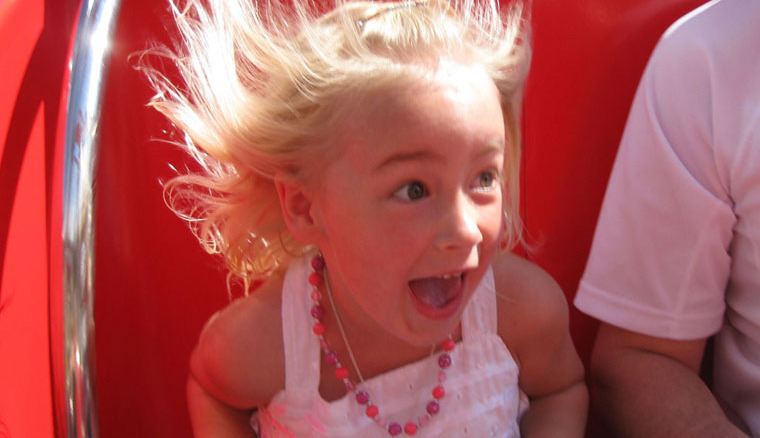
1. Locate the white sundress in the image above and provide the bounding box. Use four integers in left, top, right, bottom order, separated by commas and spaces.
252, 255, 527, 437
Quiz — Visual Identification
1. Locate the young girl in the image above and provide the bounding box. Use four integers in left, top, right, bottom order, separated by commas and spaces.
144, 0, 587, 436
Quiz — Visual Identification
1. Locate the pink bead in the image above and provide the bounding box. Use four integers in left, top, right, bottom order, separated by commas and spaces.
432, 385, 445, 400
311, 256, 324, 271
320, 339, 329, 350
308, 272, 323, 286
365, 404, 379, 418
387, 422, 402, 436
404, 422, 418, 435
437, 370, 447, 383
345, 380, 356, 392
311, 304, 325, 319
335, 367, 350, 380
426, 400, 440, 415
312, 322, 326, 336
356, 390, 370, 405
418, 414, 430, 427
310, 289, 322, 302
325, 351, 338, 365
437, 353, 451, 369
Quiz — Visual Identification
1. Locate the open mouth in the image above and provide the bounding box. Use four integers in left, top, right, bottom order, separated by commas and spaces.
408, 273, 465, 318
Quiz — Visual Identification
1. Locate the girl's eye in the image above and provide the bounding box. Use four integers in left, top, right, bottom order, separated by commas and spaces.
474, 170, 498, 191
393, 181, 428, 201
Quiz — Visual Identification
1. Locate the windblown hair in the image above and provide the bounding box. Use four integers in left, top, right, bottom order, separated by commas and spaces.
141, 0, 531, 293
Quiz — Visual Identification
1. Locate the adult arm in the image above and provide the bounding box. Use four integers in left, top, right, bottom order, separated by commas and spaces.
590, 322, 748, 438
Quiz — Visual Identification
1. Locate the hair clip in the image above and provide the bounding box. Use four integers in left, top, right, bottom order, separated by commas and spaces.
357, 1, 428, 29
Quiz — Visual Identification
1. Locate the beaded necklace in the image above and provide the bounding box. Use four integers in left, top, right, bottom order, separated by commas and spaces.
307, 254, 455, 436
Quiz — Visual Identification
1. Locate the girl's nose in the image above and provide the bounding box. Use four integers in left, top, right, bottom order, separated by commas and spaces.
434, 194, 483, 252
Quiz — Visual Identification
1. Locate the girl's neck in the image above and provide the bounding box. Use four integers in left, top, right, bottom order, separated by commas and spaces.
316, 295, 461, 403
320, 269, 461, 380
322, 286, 430, 377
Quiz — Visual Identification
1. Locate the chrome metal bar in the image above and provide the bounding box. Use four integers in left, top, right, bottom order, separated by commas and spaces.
62, 0, 123, 436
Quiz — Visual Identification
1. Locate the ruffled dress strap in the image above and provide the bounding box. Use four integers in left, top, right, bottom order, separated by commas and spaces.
280, 255, 322, 392
461, 267, 498, 338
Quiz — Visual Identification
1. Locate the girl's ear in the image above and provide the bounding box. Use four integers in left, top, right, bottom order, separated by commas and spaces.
274, 175, 321, 244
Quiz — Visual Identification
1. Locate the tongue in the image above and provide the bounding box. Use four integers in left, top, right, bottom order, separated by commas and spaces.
409, 275, 462, 309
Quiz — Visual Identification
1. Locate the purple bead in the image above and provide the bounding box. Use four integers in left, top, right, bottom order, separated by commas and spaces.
388, 422, 403, 436
326, 351, 339, 365
355, 390, 370, 405
426, 400, 440, 415
311, 304, 325, 319
311, 256, 325, 271
438, 353, 452, 369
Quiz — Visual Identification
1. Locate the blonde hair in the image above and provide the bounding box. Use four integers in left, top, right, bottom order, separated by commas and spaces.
141, 0, 530, 293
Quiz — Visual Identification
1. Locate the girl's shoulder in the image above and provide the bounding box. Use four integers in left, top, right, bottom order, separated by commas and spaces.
189, 275, 286, 409
490, 252, 571, 364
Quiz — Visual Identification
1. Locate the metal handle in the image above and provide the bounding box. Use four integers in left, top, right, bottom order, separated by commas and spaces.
62, 0, 123, 436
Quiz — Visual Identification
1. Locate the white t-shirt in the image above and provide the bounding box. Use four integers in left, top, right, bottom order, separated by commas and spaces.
575, 0, 760, 433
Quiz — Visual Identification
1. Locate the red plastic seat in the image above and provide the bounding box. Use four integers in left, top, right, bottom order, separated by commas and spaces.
0, 0, 708, 436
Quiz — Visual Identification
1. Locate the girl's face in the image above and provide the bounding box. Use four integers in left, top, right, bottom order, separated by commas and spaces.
310, 60, 506, 347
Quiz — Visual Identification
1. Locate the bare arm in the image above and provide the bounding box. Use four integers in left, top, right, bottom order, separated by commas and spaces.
494, 254, 588, 437
187, 280, 285, 437
187, 373, 257, 437
516, 297, 588, 438
520, 380, 587, 438
590, 323, 748, 438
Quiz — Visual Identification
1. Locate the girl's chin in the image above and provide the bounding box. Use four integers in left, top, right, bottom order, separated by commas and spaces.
396, 327, 459, 349
393, 300, 467, 348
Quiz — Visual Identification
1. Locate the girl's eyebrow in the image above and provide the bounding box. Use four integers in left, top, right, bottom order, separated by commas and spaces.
484, 140, 506, 152
374, 141, 505, 172
374, 150, 444, 172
